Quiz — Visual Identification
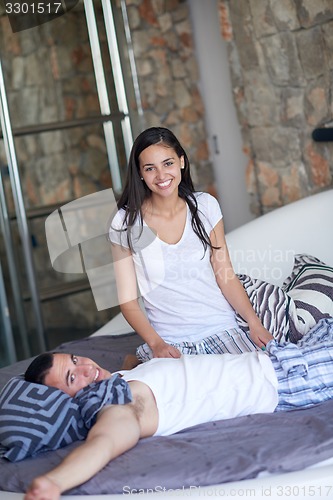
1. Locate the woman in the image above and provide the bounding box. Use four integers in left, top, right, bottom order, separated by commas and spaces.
109, 127, 272, 362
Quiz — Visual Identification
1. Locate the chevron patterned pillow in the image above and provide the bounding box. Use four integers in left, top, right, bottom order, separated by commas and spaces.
0, 376, 86, 462
283, 254, 333, 343
0, 373, 132, 462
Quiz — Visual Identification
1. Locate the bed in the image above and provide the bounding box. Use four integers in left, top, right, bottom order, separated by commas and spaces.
1, 189, 333, 500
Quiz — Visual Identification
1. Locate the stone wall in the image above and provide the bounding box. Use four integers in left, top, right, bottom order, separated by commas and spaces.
219, 0, 333, 214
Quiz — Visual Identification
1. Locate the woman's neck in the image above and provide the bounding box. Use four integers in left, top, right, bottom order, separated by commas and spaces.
145, 192, 184, 218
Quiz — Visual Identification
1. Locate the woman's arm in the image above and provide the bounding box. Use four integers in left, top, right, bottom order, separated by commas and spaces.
111, 243, 180, 358
210, 220, 273, 348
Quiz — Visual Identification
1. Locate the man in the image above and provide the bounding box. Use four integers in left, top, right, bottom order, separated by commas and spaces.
24, 319, 333, 500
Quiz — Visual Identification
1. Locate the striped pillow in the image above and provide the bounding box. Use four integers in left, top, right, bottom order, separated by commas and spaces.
283, 254, 333, 343
236, 274, 290, 343
0, 376, 86, 462
0, 374, 132, 462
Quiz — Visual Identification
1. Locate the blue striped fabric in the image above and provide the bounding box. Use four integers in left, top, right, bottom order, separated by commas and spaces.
268, 318, 333, 411
0, 374, 132, 462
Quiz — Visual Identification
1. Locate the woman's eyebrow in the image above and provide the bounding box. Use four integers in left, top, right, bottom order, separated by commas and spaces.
142, 157, 175, 168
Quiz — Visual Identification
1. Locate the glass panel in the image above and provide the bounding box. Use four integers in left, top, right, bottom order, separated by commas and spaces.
0, 257, 16, 367
0, 0, 136, 356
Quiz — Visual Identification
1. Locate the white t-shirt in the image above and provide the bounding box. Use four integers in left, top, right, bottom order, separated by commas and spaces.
121, 352, 279, 436
109, 192, 238, 343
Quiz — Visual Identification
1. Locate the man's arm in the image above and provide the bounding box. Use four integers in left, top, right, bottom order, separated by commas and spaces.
24, 393, 157, 500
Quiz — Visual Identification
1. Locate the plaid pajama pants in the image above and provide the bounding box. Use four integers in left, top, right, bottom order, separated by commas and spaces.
267, 318, 333, 411
136, 327, 258, 362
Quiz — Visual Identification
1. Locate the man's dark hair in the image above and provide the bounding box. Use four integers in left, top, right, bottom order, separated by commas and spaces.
24, 352, 55, 385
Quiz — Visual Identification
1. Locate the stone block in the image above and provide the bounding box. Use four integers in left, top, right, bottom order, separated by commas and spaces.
138, 0, 159, 27
171, 59, 187, 79
181, 106, 199, 123
249, 0, 277, 38
250, 126, 301, 163
296, 27, 325, 80
171, 3, 188, 23
158, 12, 173, 33
19, 29, 37, 56
165, 109, 181, 126
34, 153, 72, 203
295, 0, 333, 28
304, 79, 328, 127
228, 0, 259, 72
270, 0, 300, 31
25, 52, 42, 86
173, 80, 192, 108
185, 57, 199, 82
137, 58, 154, 76
10, 87, 39, 128
281, 163, 305, 203
243, 70, 280, 127
80, 148, 108, 180
154, 96, 173, 114
261, 186, 281, 208
263, 32, 304, 86
280, 88, 305, 127
40, 178, 72, 205
11, 57, 24, 90
257, 161, 279, 189
245, 158, 257, 195
132, 31, 151, 56
304, 142, 332, 188
165, 31, 179, 52
322, 21, 333, 69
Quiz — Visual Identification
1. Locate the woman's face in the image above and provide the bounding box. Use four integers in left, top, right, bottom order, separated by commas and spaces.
139, 144, 184, 198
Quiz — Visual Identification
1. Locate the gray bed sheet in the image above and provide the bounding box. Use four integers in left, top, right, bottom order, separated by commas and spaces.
1, 334, 333, 495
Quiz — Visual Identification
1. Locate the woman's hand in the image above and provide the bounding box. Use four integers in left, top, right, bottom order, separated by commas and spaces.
25, 475, 61, 500
249, 324, 273, 349
151, 340, 181, 359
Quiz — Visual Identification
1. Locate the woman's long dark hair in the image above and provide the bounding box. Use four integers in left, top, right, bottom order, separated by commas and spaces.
116, 127, 217, 253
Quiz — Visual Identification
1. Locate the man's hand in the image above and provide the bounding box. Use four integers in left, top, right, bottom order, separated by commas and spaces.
25, 476, 61, 500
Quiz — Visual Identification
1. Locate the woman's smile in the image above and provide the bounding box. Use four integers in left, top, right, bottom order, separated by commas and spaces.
156, 178, 173, 189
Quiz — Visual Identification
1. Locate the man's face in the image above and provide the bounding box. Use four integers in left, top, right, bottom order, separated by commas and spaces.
44, 353, 111, 397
